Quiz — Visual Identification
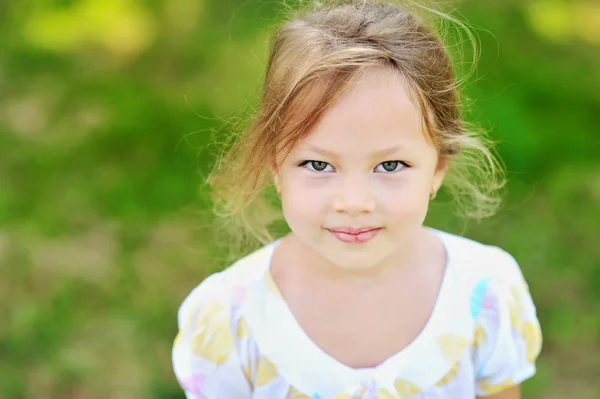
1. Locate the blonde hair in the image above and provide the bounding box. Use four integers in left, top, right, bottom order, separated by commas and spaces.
207, 0, 505, 250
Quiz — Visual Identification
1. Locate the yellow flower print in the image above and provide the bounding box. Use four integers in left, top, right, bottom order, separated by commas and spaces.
521, 321, 542, 363
236, 317, 251, 339
333, 386, 364, 399
241, 350, 255, 390
394, 379, 421, 397
190, 301, 233, 365
435, 362, 460, 388
173, 297, 201, 349
173, 329, 185, 348
242, 363, 252, 388
288, 386, 312, 399
375, 388, 398, 399
246, 248, 269, 264
437, 335, 469, 363
256, 356, 279, 387
332, 393, 354, 399
479, 377, 514, 395
264, 271, 283, 298
508, 287, 525, 331
519, 277, 530, 294
472, 324, 486, 350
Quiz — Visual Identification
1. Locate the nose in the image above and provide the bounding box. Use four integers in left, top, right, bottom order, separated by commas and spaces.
332, 174, 376, 215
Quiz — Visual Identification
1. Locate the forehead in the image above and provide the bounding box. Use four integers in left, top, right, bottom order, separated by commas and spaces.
296, 68, 430, 155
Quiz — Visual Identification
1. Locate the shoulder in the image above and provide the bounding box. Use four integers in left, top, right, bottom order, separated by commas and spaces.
172, 246, 277, 398
434, 231, 542, 393
436, 229, 539, 335
436, 229, 527, 287
176, 242, 276, 330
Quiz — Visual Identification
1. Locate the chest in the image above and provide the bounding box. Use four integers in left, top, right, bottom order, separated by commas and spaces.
284, 279, 440, 369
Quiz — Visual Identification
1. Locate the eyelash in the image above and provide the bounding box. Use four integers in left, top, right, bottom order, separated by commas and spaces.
298, 160, 409, 174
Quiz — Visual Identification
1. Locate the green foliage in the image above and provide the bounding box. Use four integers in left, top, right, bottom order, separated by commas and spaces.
1, 0, 598, 397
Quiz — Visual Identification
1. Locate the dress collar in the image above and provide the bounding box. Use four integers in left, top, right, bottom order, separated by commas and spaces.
241, 229, 475, 398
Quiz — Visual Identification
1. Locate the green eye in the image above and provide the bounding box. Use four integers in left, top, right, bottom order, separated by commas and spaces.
375, 161, 406, 173
311, 161, 328, 171
302, 161, 332, 172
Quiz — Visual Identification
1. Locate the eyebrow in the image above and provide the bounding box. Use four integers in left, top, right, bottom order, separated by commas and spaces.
303, 144, 404, 158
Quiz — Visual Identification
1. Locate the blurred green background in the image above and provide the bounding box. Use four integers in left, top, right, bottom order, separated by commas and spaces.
1, 0, 599, 398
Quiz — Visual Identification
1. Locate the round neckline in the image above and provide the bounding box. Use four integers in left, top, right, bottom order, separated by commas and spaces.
260, 228, 457, 384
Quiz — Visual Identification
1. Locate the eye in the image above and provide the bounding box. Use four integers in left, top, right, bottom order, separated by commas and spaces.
299, 160, 334, 172
375, 161, 407, 173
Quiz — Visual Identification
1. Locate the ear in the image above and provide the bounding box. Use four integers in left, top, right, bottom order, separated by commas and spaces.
431, 156, 450, 193
274, 174, 280, 189
270, 163, 281, 194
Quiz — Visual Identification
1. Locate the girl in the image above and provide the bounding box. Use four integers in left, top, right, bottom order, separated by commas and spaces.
172, 1, 542, 398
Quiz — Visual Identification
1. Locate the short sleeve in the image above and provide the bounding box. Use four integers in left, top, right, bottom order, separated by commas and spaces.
172, 274, 252, 399
473, 249, 543, 396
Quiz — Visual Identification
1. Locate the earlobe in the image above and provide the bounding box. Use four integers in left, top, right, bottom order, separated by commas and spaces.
431, 156, 450, 200
436, 155, 450, 174
269, 159, 282, 197
273, 173, 281, 197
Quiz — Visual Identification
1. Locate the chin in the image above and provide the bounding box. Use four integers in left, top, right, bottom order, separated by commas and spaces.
321, 248, 387, 271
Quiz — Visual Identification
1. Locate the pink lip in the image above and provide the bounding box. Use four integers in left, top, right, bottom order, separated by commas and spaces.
326, 227, 382, 244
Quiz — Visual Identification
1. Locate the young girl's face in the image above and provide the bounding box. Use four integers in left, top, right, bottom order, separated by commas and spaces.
275, 68, 448, 272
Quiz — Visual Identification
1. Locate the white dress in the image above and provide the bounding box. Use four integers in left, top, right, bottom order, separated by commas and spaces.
172, 229, 542, 398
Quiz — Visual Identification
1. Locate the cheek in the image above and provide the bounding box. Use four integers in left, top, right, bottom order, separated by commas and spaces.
384, 194, 426, 219
380, 176, 431, 215
280, 175, 327, 219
